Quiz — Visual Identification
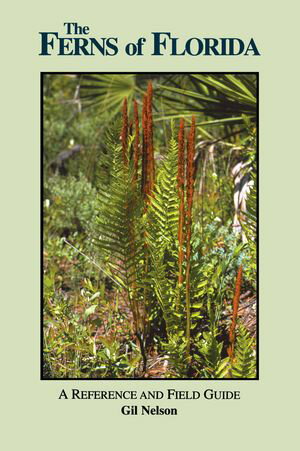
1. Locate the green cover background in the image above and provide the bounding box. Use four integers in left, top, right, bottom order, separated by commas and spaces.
2, 1, 298, 449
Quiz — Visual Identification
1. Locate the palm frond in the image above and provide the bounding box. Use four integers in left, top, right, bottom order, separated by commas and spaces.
156, 74, 257, 127
80, 74, 136, 113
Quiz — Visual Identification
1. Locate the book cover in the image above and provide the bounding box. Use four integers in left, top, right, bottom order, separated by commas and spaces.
1, 1, 298, 449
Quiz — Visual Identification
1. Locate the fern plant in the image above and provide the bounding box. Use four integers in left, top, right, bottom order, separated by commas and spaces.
195, 331, 230, 378
231, 323, 256, 378
146, 135, 183, 335
94, 138, 146, 336
44, 76, 257, 379
92, 83, 256, 378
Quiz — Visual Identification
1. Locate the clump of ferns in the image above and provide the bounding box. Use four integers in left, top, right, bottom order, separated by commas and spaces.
93, 84, 156, 370
226, 265, 256, 378
187, 225, 244, 376
192, 265, 256, 379
94, 82, 255, 377
230, 323, 256, 378
144, 117, 196, 354
95, 90, 192, 368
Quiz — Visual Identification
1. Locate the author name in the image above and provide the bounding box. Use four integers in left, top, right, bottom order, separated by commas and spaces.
121, 405, 177, 416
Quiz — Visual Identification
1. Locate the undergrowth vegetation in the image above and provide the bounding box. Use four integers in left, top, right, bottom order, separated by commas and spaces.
43, 73, 257, 379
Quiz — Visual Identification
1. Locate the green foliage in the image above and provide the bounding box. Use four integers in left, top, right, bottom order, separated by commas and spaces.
44, 174, 98, 236
94, 140, 144, 291
156, 74, 256, 125
92, 338, 141, 378
191, 221, 245, 330
162, 335, 188, 378
146, 137, 183, 335
79, 74, 136, 112
194, 331, 230, 378
79, 73, 257, 128
43, 74, 257, 379
43, 242, 142, 378
44, 306, 141, 378
231, 324, 256, 378
241, 131, 257, 289
43, 76, 101, 169
148, 137, 180, 244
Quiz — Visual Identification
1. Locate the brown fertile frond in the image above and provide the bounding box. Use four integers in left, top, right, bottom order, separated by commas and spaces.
177, 118, 185, 286
146, 82, 155, 193
141, 82, 156, 202
141, 94, 148, 197
122, 98, 128, 166
186, 116, 196, 260
129, 120, 134, 160
185, 116, 196, 360
133, 99, 140, 182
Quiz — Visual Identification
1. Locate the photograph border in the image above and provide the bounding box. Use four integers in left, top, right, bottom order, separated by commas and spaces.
41, 71, 259, 381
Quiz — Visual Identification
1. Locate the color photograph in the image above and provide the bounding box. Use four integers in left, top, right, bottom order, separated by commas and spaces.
42, 73, 257, 379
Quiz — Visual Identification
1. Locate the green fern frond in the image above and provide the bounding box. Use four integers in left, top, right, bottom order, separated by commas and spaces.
196, 331, 224, 378
94, 141, 144, 291
231, 324, 256, 378
145, 136, 184, 336
147, 137, 179, 246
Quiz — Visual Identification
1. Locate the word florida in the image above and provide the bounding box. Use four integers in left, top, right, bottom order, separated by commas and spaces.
39, 30, 260, 56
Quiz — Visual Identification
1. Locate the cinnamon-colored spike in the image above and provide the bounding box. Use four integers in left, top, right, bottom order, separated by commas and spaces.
146, 82, 154, 193
141, 82, 155, 202
141, 94, 148, 197
121, 98, 128, 166
133, 100, 140, 181
185, 116, 196, 358
186, 116, 196, 261
177, 118, 185, 286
